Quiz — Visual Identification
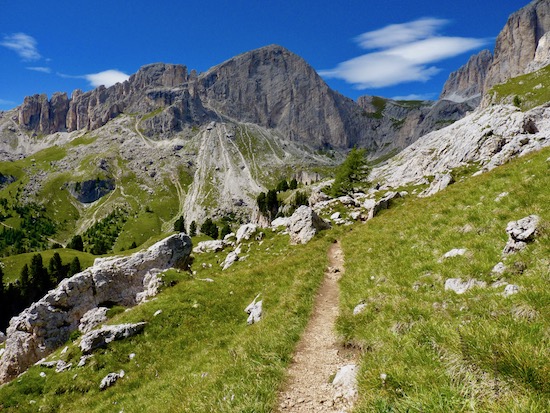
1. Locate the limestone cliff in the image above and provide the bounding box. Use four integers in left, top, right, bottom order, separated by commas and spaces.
440, 50, 493, 102
484, 0, 550, 91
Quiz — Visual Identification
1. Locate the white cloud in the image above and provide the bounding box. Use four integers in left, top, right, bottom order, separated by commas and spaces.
355, 18, 447, 49
319, 18, 489, 89
0, 98, 15, 106
84, 70, 130, 87
1, 33, 41, 61
26, 66, 51, 73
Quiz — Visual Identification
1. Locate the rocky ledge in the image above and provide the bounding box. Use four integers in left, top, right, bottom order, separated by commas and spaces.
0, 233, 192, 384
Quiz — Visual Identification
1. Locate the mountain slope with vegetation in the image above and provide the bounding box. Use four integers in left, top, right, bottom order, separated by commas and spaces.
0, 145, 547, 413
340, 146, 549, 411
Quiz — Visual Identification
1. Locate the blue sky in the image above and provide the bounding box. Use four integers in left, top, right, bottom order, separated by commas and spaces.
0, 0, 529, 110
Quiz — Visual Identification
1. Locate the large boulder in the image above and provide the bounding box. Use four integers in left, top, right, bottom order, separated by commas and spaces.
287, 205, 330, 245
0, 233, 192, 384
503, 215, 540, 255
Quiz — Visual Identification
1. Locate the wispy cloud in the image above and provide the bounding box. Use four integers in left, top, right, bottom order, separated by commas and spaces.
1, 33, 41, 61
0, 98, 15, 106
27, 66, 51, 73
319, 18, 489, 89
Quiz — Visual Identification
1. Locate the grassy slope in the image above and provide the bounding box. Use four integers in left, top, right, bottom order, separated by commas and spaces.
339, 147, 550, 412
490, 64, 550, 111
0, 229, 338, 412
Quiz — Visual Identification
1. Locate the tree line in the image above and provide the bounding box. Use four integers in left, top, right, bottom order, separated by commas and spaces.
0, 252, 81, 331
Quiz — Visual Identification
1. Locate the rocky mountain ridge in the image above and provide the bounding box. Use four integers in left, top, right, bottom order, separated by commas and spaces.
439, 0, 550, 104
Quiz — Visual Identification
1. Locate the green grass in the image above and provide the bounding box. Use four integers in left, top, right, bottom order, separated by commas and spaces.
1, 249, 96, 284
362, 96, 387, 119
490, 64, 550, 111
0, 230, 334, 412
339, 147, 550, 412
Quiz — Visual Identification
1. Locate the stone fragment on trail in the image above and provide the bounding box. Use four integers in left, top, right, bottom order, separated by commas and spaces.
332, 364, 358, 402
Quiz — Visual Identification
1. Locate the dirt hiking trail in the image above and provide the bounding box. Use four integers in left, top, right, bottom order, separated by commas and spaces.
277, 241, 358, 412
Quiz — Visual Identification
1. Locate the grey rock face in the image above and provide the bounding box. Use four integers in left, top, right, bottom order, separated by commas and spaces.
372, 104, 550, 189
71, 178, 115, 203
0, 233, 192, 384
484, 0, 550, 92
526, 31, 550, 73
440, 50, 493, 101
80, 323, 146, 354
287, 205, 330, 244
78, 307, 109, 333
356, 96, 477, 153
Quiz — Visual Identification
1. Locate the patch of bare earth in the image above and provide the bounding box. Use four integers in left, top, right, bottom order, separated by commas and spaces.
277, 241, 358, 412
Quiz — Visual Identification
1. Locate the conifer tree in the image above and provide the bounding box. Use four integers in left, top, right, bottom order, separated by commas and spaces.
69, 257, 81, 276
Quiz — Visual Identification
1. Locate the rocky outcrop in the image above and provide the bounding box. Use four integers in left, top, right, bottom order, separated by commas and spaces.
287, 205, 330, 244
100, 370, 125, 390
526, 31, 550, 72
367, 191, 401, 220
484, 0, 550, 92
18, 93, 70, 134
371, 104, 550, 189
356, 96, 477, 152
0, 233, 192, 384
0, 173, 16, 189
440, 50, 493, 102
193, 240, 225, 254
80, 323, 147, 354
71, 178, 115, 203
